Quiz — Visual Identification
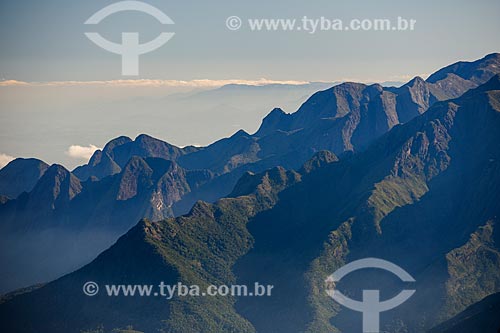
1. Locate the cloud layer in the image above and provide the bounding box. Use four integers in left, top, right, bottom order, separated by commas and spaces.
65, 145, 100, 161
0, 153, 15, 169
0, 78, 311, 88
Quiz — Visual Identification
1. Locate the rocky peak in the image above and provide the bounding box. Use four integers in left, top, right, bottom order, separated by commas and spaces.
229, 166, 300, 199
427, 53, 500, 85
101, 136, 133, 160
29, 164, 82, 210
299, 150, 339, 174
0, 158, 49, 199
116, 157, 154, 201
255, 108, 291, 136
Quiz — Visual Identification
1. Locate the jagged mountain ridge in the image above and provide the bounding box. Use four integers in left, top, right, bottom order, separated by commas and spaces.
73, 53, 500, 181
0, 157, 207, 233
72, 134, 200, 181
61, 53, 500, 219
65, 54, 500, 214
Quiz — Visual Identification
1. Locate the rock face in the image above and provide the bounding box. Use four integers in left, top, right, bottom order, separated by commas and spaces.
0, 158, 49, 199
0, 157, 211, 292
1, 75, 500, 333
0, 157, 207, 233
27, 164, 82, 211
249, 54, 500, 158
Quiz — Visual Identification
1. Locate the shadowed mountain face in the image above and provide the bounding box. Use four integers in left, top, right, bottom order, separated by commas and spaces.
235, 75, 500, 333
0, 157, 212, 292
1, 75, 499, 333
1, 158, 202, 233
0, 158, 49, 199
428, 292, 500, 333
0, 164, 305, 333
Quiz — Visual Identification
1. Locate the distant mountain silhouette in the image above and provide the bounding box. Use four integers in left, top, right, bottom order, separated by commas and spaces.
73, 134, 199, 181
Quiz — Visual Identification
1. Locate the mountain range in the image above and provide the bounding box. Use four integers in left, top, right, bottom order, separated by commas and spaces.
0, 54, 499, 332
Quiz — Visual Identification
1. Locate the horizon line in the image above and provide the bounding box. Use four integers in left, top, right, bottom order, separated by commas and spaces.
0, 75, 419, 88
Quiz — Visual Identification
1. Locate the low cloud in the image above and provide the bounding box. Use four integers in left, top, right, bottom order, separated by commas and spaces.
65, 145, 100, 161
0, 78, 311, 88
0, 76, 431, 88
0, 153, 15, 169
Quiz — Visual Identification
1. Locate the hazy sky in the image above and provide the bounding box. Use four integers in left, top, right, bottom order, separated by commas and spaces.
0, 0, 499, 168
1, 0, 499, 82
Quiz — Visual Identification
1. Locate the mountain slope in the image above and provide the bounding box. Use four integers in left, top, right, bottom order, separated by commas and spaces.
428, 292, 500, 333
234, 75, 500, 332
0, 165, 303, 333
0, 157, 212, 292
0, 220, 180, 333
